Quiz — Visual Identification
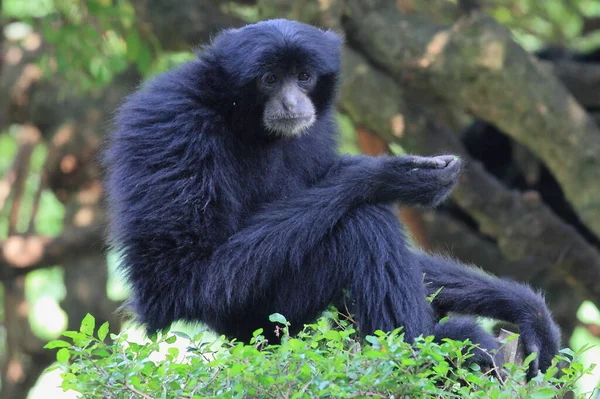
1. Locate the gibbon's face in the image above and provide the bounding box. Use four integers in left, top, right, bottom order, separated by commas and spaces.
258, 66, 317, 138
209, 19, 341, 138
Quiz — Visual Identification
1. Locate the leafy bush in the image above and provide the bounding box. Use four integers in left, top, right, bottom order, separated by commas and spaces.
47, 313, 596, 399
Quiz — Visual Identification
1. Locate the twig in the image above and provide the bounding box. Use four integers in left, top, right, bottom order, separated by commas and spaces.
26, 173, 45, 234
0, 221, 104, 280
124, 383, 157, 399
3, 125, 41, 235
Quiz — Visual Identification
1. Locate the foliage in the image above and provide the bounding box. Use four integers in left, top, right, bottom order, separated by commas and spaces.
3, 0, 156, 91
7, 0, 600, 95
482, 0, 600, 51
48, 313, 597, 399
37, 0, 150, 91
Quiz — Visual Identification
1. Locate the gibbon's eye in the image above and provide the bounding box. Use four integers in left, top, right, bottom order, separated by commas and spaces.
264, 74, 277, 85
298, 72, 310, 81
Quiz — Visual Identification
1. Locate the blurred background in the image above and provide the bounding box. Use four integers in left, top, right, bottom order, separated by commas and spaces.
1, 0, 600, 397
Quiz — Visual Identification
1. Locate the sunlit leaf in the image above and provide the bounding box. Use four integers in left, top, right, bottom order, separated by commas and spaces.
97, 322, 110, 341
80, 314, 95, 336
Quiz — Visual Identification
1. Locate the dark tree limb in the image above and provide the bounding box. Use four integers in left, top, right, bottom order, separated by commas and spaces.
2, 125, 40, 235
130, 0, 244, 52
582, 16, 600, 35
541, 59, 600, 110
458, 0, 480, 15
342, 0, 600, 239
421, 211, 529, 278
0, 221, 105, 280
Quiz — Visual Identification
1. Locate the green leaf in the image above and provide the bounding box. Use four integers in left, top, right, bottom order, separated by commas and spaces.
80, 314, 95, 336
136, 45, 153, 76
465, 374, 483, 384
126, 31, 141, 61
167, 347, 180, 359
523, 351, 538, 367
60, 373, 77, 391
229, 363, 245, 376
97, 322, 110, 341
92, 349, 111, 357
172, 331, 192, 341
165, 335, 177, 344
252, 328, 264, 338
62, 331, 92, 346
269, 313, 287, 325
559, 348, 576, 357
44, 340, 71, 349
56, 348, 70, 365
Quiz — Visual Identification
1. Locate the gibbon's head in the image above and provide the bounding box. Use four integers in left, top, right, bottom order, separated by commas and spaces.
209, 19, 343, 138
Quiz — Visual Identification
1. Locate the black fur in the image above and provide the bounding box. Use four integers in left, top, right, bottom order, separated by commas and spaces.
104, 19, 560, 379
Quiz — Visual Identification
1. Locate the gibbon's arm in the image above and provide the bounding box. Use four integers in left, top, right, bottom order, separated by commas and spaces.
204, 154, 459, 312
308, 153, 462, 208
418, 252, 561, 379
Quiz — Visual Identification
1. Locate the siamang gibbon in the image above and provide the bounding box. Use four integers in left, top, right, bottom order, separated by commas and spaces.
104, 19, 560, 379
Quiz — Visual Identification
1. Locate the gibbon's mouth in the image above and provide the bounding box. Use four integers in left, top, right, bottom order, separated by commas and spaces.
267, 114, 313, 122
264, 114, 316, 136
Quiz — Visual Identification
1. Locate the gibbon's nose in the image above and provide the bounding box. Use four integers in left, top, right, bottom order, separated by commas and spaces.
282, 94, 297, 112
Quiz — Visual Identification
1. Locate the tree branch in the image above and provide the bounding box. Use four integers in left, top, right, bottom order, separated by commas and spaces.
130, 0, 244, 52
339, 47, 600, 301
342, 0, 600, 239
0, 221, 104, 280
582, 16, 600, 35
421, 211, 529, 277
541, 59, 600, 110
2, 125, 40, 236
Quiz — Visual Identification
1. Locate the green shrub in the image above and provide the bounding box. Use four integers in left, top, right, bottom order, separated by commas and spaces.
47, 313, 596, 399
